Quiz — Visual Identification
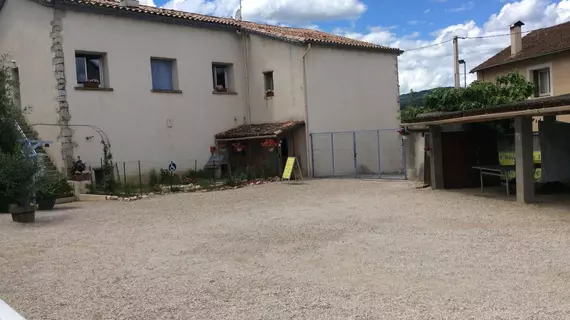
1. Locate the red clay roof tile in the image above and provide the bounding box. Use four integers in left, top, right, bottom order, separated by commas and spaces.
471, 21, 570, 72
42, 0, 402, 54
215, 121, 305, 139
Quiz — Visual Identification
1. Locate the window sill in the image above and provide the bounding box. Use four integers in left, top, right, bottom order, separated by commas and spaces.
212, 91, 238, 95
151, 89, 183, 94
75, 86, 114, 92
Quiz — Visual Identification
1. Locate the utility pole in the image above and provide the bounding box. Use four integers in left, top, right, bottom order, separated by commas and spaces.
452, 36, 460, 89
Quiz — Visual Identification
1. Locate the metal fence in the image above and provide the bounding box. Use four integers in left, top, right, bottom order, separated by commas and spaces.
83, 157, 275, 196
310, 129, 406, 179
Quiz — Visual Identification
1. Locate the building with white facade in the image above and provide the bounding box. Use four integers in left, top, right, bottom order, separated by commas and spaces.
0, 0, 403, 179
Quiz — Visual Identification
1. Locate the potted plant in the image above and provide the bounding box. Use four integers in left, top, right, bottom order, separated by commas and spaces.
398, 127, 410, 139
0, 152, 39, 223
215, 85, 228, 93
72, 156, 89, 181
261, 139, 278, 152
83, 79, 100, 88
36, 176, 59, 211
232, 142, 246, 152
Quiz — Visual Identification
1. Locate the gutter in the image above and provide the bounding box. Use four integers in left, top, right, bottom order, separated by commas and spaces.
302, 43, 312, 177
402, 105, 570, 126
241, 30, 252, 124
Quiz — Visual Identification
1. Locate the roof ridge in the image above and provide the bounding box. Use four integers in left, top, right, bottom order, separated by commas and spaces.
471, 20, 570, 72
35, 0, 402, 54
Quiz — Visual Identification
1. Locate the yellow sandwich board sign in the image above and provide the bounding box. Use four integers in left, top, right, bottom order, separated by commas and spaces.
282, 157, 303, 181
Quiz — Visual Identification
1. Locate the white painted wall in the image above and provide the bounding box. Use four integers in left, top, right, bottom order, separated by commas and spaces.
246, 34, 306, 124
305, 47, 402, 176
0, 0, 62, 169
246, 34, 308, 173
61, 10, 247, 173
1, 2, 402, 178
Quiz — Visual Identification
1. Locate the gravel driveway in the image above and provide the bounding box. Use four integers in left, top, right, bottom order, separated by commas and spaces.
2, 179, 570, 319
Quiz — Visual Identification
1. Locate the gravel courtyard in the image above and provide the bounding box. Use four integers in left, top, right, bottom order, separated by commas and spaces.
2, 180, 570, 319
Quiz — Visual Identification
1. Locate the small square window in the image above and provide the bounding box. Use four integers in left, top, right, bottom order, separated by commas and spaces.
151, 58, 176, 91
532, 68, 551, 97
212, 63, 233, 93
75, 52, 106, 87
263, 71, 274, 97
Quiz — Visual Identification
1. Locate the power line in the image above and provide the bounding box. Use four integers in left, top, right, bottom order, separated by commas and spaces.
461, 25, 551, 39
461, 30, 532, 39
401, 25, 551, 52
402, 38, 453, 52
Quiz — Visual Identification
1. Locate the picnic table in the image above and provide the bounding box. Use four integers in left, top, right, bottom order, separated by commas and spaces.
472, 165, 515, 196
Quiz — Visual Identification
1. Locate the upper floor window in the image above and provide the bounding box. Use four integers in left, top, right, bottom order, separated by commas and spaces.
75, 52, 106, 88
264, 71, 274, 97
212, 63, 234, 93
151, 58, 178, 92
531, 68, 551, 97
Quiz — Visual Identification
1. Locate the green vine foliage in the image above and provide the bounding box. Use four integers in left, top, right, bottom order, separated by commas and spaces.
0, 57, 19, 154
102, 143, 118, 194
0, 57, 39, 209
401, 72, 535, 122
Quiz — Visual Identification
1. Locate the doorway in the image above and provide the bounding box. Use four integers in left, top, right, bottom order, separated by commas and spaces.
280, 138, 289, 173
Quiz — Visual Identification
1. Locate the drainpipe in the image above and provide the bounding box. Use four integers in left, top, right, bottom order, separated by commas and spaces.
302, 43, 312, 177
242, 31, 252, 124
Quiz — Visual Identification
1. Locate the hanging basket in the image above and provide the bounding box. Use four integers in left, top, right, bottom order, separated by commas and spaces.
268, 147, 275, 152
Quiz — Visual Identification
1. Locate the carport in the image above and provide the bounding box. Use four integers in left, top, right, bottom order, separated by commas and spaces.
404, 94, 570, 204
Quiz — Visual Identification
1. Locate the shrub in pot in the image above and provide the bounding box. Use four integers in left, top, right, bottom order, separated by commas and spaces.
36, 176, 59, 211
0, 151, 39, 222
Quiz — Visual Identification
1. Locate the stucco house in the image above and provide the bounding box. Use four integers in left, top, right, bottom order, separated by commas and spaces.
0, 0, 403, 180
471, 20, 570, 128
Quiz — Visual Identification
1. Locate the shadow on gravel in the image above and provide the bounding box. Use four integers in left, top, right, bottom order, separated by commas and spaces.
33, 213, 72, 226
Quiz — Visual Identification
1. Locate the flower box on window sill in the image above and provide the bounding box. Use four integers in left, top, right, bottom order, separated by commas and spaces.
265, 90, 274, 98
83, 81, 100, 88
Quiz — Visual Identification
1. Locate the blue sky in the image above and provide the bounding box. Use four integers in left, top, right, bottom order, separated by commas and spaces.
146, 0, 570, 92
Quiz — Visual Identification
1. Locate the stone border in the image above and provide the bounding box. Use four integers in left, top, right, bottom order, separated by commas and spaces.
55, 196, 76, 204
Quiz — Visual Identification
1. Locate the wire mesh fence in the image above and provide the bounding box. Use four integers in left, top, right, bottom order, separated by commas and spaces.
311, 129, 407, 179
84, 158, 280, 196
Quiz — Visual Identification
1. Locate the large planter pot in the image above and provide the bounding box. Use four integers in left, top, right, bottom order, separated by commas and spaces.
37, 198, 56, 211
9, 204, 36, 223
74, 172, 91, 181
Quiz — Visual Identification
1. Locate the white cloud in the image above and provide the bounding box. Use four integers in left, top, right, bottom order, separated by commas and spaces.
340, 0, 570, 93
162, 0, 367, 23
446, 1, 475, 12
139, 0, 156, 6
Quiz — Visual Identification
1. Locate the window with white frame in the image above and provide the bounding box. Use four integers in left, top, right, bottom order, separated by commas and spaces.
212, 63, 233, 93
151, 58, 177, 91
75, 52, 105, 87
531, 68, 551, 97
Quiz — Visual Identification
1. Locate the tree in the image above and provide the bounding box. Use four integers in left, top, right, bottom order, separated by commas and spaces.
401, 72, 535, 122
0, 57, 19, 153
0, 57, 39, 209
